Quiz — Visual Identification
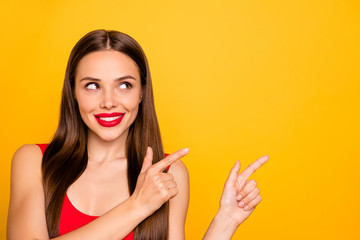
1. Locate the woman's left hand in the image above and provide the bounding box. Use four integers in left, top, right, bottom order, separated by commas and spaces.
217, 155, 269, 229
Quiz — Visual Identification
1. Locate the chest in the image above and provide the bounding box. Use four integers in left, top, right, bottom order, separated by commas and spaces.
66, 160, 130, 216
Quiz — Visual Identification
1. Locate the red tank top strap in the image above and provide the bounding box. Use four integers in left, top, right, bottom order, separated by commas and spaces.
36, 143, 49, 155
165, 153, 171, 171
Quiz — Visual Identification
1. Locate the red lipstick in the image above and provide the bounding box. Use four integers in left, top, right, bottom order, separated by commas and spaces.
94, 112, 125, 127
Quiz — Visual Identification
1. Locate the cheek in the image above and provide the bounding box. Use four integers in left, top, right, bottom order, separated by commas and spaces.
121, 95, 141, 123
76, 96, 97, 119
121, 91, 141, 110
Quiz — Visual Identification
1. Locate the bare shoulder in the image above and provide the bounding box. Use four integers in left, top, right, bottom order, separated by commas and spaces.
13, 144, 43, 158
10, 144, 44, 191
168, 159, 189, 182
168, 158, 189, 201
11, 144, 43, 180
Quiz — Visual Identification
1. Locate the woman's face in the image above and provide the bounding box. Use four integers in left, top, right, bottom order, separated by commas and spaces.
74, 50, 142, 142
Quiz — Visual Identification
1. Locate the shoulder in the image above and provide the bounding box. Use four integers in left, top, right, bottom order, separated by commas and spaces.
168, 159, 189, 183
11, 144, 43, 182
13, 144, 43, 159
12, 144, 43, 167
168, 158, 189, 201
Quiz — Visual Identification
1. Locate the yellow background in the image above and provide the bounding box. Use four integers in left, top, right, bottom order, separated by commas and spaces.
1, 0, 359, 239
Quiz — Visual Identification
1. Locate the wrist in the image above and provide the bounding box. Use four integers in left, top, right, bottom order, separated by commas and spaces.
127, 195, 150, 221
216, 208, 238, 232
203, 210, 238, 240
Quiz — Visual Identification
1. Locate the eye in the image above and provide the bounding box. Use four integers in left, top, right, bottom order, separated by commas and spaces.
85, 82, 99, 90
119, 82, 132, 90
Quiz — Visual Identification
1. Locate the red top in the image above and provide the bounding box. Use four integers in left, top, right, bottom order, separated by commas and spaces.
37, 143, 170, 239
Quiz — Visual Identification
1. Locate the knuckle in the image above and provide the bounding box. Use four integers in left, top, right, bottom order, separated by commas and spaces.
237, 175, 246, 183
249, 166, 256, 173
168, 173, 174, 180
147, 167, 154, 175
250, 179, 257, 187
161, 189, 168, 198
240, 188, 250, 196
152, 175, 159, 183
169, 188, 179, 198
144, 172, 151, 181
173, 188, 179, 196
168, 180, 177, 189
176, 150, 182, 157
243, 194, 255, 204
153, 176, 162, 186
238, 190, 245, 197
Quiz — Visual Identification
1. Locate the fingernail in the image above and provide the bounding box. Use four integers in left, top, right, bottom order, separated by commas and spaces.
239, 201, 245, 207
237, 195, 243, 201
244, 205, 249, 211
182, 148, 189, 154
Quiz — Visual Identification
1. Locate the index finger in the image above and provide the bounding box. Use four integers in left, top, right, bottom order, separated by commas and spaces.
151, 148, 189, 172
238, 155, 269, 184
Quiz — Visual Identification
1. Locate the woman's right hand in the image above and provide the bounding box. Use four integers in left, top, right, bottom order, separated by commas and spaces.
130, 147, 189, 216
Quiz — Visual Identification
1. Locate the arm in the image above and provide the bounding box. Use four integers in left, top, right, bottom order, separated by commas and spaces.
7, 144, 49, 240
7, 144, 189, 240
203, 156, 269, 240
168, 160, 189, 240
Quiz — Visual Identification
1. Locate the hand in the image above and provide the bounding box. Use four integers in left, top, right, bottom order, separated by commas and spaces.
130, 147, 189, 216
218, 155, 269, 228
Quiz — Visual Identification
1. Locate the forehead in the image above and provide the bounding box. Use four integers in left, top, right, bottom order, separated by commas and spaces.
75, 50, 140, 80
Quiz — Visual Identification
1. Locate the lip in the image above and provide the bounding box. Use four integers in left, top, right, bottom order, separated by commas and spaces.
94, 112, 125, 127
95, 112, 123, 118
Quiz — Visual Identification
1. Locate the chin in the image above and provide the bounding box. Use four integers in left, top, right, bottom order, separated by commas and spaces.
100, 129, 129, 142
87, 125, 128, 142
99, 134, 121, 142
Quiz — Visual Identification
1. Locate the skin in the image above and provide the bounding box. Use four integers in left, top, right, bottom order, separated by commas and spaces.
203, 156, 269, 239
7, 49, 268, 240
7, 50, 189, 240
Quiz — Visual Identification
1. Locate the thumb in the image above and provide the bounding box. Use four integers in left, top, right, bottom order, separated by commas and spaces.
225, 160, 241, 188
140, 146, 153, 173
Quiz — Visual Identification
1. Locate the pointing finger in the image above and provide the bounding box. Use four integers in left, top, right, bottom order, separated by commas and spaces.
237, 155, 269, 188
152, 148, 189, 172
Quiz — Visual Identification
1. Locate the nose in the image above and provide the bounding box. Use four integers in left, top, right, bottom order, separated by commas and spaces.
100, 88, 117, 109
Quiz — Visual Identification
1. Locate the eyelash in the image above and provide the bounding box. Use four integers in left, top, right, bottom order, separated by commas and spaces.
119, 82, 132, 89
85, 82, 100, 90
84, 82, 133, 90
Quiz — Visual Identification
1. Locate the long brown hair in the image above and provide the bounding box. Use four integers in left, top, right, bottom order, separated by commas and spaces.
42, 30, 168, 239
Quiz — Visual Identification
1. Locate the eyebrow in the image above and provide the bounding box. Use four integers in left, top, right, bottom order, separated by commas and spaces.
80, 75, 137, 82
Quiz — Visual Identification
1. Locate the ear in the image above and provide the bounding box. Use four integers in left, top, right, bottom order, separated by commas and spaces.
72, 85, 78, 102
139, 88, 145, 103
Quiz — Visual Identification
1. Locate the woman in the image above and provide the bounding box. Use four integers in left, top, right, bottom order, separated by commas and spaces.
7, 30, 268, 240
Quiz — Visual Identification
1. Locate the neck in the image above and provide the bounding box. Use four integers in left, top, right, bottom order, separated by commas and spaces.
87, 129, 128, 163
